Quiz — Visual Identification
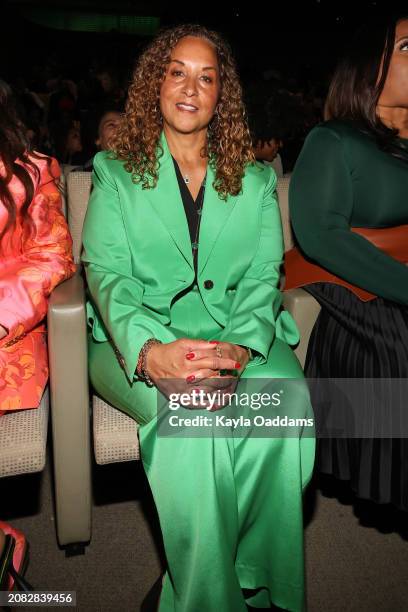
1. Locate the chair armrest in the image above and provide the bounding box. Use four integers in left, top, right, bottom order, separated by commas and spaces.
48, 271, 92, 546
283, 288, 321, 368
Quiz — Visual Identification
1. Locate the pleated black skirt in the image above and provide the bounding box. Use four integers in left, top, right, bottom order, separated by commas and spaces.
305, 282, 408, 511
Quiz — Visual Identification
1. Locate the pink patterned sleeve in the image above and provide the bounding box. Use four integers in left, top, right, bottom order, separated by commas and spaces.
0, 157, 76, 347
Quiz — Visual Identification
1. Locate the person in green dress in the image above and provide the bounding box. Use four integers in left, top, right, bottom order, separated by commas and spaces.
288, 15, 408, 510
82, 24, 315, 611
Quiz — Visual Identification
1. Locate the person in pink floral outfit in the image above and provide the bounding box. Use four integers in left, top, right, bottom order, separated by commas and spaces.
0, 79, 75, 415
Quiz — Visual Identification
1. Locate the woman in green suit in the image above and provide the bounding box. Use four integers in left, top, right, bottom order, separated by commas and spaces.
82, 24, 315, 612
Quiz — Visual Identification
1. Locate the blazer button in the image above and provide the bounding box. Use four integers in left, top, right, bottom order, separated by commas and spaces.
204, 280, 214, 290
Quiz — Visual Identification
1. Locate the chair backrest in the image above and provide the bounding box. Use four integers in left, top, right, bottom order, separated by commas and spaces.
60, 165, 77, 220
276, 175, 294, 252
265, 154, 283, 179
66, 171, 92, 263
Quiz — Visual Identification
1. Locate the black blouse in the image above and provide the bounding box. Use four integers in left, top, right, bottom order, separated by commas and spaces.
172, 156, 205, 275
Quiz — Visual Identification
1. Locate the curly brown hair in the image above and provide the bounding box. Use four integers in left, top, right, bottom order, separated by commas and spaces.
111, 24, 255, 199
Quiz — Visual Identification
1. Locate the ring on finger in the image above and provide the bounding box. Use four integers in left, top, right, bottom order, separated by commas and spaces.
215, 344, 222, 359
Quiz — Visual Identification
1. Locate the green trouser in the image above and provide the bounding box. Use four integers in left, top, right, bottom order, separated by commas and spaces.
88, 287, 315, 611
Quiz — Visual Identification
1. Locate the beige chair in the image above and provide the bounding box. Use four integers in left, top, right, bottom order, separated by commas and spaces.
48, 170, 320, 553
48, 171, 138, 555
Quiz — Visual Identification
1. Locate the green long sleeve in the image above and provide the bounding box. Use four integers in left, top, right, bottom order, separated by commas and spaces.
82, 153, 177, 383
289, 121, 408, 305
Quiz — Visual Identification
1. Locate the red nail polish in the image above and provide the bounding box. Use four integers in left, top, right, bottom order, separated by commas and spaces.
186, 352, 195, 360
209, 340, 219, 344
186, 375, 195, 382
235, 362, 241, 369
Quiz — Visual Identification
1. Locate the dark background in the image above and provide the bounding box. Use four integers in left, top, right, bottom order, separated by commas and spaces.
1, 0, 407, 89
1, 0, 406, 169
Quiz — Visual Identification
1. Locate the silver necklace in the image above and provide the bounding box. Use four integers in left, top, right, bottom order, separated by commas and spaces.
191, 174, 206, 265
183, 174, 190, 184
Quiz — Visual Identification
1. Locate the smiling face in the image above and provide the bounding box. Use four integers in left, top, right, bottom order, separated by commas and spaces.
159, 35, 220, 135
378, 19, 408, 108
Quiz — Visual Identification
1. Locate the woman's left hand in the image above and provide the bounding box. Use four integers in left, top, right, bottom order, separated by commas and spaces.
185, 341, 249, 381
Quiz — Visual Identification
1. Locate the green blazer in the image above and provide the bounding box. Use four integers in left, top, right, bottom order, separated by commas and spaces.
81, 132, 298, 383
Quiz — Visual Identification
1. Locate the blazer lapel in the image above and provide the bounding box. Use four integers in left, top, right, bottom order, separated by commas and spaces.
146, 132, 193, 269
198, 163, 240, 274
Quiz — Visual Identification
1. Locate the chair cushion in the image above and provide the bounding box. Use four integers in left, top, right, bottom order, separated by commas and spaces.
93, 396, 140, 465
0, 388, 49, 478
